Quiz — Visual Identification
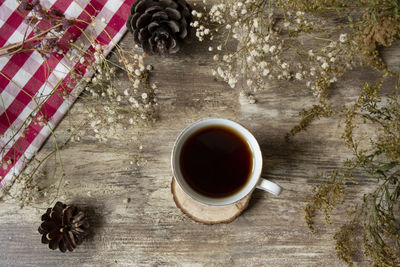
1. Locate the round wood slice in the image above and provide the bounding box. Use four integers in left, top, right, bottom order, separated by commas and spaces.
171, 178, 251, 224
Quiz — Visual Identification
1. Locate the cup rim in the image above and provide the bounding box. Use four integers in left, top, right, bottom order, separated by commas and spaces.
171, 117, 263, 206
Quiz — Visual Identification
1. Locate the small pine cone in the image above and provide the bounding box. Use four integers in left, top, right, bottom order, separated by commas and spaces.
126, 0, 192, 55
38, 202, 89, 252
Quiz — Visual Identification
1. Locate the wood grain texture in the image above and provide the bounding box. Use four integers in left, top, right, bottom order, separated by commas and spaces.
1, 4, 399, 265
171, 178, 251, 224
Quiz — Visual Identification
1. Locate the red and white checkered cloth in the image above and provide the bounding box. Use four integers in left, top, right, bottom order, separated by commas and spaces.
0, 0, 134, 189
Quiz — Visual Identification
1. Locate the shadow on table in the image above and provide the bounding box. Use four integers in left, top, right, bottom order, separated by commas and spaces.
71, 200, 105, 243
244, 134, 304, 212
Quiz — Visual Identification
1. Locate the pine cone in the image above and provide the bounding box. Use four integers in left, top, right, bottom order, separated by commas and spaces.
126, 0, 192, 55
38, 202, 89, 252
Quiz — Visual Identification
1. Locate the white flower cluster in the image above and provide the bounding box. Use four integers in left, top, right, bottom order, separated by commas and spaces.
282, 10, 316, 31
79, 43, 157, 142
305, 34, 353, 98
190, 10, 210, 41
191, 1, 356, 101
208, 3, 227, 24
192, 0, 289, 93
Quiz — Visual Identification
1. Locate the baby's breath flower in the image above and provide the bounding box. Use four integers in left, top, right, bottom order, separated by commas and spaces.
133, 79, 140, 88
127, 64, 134, 72
339, 33, 348, 43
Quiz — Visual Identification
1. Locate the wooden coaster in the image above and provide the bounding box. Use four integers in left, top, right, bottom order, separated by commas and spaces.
171, 178, 251, 224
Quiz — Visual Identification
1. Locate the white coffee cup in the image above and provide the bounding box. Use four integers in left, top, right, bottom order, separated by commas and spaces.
171, 118, 282, 206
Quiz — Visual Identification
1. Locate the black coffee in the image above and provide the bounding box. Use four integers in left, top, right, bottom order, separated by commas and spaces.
179, 125, 253, 198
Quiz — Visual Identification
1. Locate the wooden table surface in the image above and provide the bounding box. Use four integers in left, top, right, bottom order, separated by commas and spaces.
1, 8, 399, 266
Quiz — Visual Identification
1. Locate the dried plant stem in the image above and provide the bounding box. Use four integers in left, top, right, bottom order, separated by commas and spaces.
0, 23, 63, 57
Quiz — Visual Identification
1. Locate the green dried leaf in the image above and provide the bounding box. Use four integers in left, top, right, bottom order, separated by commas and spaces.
372, 204, 378, 223
348, 15, 353, 22
376, 162, 397, 175
384, 185, 392, 206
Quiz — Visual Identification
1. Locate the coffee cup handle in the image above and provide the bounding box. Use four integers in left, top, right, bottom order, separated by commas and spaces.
256, 178, 282, 196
